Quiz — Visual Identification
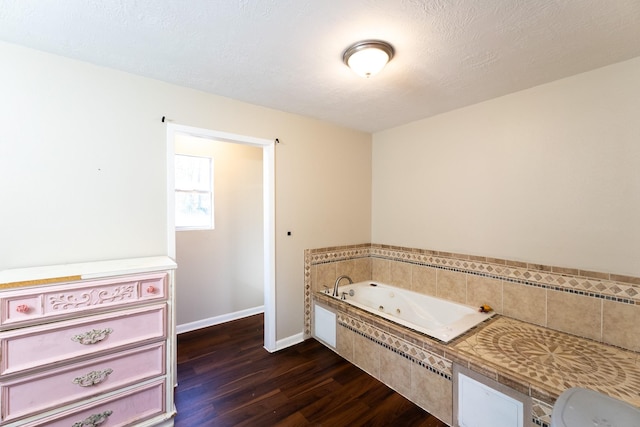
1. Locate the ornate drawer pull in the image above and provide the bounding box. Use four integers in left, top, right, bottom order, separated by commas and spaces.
146, 285, 156, 294
71, 328, 113, 345
72, 410, 113, 427
15, 304, 30, 314
73, 368, 113, 387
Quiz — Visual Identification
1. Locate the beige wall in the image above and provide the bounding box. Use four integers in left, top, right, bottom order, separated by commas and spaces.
0, 41, 372, 341
372, 56, 640, 277
175, 135, 263, 326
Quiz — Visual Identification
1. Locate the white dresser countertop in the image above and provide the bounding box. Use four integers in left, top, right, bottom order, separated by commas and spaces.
0, 256, 177, 289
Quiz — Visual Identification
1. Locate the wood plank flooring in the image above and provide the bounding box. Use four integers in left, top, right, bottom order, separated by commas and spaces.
175, 314, 448, 426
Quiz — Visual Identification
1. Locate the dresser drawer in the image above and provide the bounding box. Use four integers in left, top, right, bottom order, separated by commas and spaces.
20, 379, 167, 427
1, 273, 167, 328
1, 342, 165, 423
0, 304, 166, 375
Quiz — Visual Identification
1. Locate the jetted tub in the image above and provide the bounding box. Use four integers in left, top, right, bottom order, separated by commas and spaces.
331, 281, 495, 342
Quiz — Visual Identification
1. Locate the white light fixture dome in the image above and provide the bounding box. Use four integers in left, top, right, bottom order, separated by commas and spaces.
343, 40, 394, 78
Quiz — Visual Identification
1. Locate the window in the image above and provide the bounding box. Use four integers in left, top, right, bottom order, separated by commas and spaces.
175, 154, 213, 230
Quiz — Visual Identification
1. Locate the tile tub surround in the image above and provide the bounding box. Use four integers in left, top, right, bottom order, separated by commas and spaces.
305, 244, 640, 426
314, 292, 640, 427
304, 244, 640, 352
314, 294, 555, 426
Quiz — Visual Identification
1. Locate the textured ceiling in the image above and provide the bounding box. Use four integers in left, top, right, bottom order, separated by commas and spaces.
1, 0, 639, 132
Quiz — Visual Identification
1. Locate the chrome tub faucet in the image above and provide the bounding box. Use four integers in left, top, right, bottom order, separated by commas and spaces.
333, 275, 353, 297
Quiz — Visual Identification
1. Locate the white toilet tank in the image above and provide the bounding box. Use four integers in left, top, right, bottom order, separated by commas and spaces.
551, 387, 640, 427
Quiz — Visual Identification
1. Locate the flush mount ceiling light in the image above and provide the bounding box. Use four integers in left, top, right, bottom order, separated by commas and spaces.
343, 40, 394, 78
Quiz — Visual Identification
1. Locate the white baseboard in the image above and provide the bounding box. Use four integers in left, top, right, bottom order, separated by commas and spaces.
273, 332, 304, 351
176, 305, 264, 334
177, 306, 304, 352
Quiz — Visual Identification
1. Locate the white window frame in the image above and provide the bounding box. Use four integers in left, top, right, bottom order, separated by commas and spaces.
174, 154, 214, 231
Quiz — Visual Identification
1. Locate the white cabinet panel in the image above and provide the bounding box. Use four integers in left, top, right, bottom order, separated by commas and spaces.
458, 373, 523, 427
314, 304, 336, 348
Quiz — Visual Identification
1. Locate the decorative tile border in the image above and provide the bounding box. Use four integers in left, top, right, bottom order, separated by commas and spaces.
532, 398, 553, 427
338, 311, 452, 379
307, 244, 371, 264
303, 249, 313, 336
367, 245, 640, 304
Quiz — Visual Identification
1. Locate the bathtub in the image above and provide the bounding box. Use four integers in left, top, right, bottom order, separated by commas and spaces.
331, 281, 495, 342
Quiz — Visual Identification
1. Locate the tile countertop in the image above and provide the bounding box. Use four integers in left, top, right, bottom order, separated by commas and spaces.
451, 316, 640, 409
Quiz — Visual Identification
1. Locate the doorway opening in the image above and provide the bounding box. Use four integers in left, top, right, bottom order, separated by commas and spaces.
166, 124, 276, 352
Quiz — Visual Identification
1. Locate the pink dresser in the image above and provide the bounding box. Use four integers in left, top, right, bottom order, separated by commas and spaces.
0, 257, 177, 427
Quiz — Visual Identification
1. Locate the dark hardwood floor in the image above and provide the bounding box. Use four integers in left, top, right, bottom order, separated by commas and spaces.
175, 314, 448, 426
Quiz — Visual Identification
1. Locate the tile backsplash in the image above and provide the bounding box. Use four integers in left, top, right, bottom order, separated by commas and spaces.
305, 243, 640, 352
